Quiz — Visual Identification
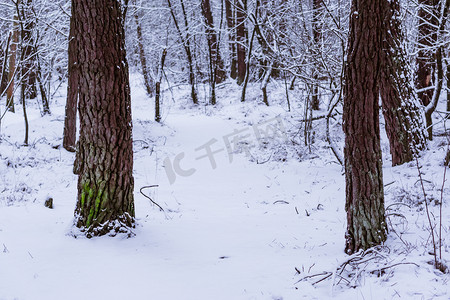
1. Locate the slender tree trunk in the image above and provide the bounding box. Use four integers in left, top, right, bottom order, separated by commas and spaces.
311, 0, 322, 110
63, 10, 78, 152
225, 0, 237, 79
343, 0, 387, 255
20, 70, 29, 145
134, 12, 154, 97
380, 0, 427, 166
72, 0, 135, 236
240, 27, 255, 102
261, 62, 271, 106
36, 52, 50, 114
166, 0, 198, 104
22, 0, 37, 100
236, 0, 247, 85
0, 33, 11, 98
7, 15, 18, 113
155, 48, 167, 123
447, 54, 450, 111
202, 0, 226, 84
416, 0, 439, 139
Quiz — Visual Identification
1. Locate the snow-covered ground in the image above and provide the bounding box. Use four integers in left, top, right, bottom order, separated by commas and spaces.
0, 76, 448, 299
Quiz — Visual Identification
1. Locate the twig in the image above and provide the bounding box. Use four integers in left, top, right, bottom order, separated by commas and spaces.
415, 156, 438, 268
140, 185, 164, 212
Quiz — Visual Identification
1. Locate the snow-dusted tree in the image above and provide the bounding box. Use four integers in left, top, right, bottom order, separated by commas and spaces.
225, 0, 237, 79
166, 0, 198, 104
310, 0, 322, 110
201, 0, 225, 83
201, 0, 225, 104
236, 0, 247, 85
19, 0, 38, 101
133, 8, 154, 97
416, 0, 439, 139
72, 0, 135, 236
379, 0, 427, 166
63, 5, 78, 152
343, 0, 387, 254
6, 14, 18, 112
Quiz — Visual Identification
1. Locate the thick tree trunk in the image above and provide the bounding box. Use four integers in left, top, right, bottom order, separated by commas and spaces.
72, 0, 135, 236
343, 0, 387, 255
380, 0, 427, 166
225, 0, 237, 79
236, 0, 247, 85
63, 11, 78, 152
416, 0, 439, 139
202, 0, 226, 84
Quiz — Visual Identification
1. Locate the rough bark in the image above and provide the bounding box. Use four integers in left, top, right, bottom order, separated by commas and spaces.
236, 0, 247, 85
380, 0, 427, 166
72, 0, 135, 236
225, 0, 237, 79
343, 0, 387, 255
416, 0, 439, 139
63, 10, 78, 152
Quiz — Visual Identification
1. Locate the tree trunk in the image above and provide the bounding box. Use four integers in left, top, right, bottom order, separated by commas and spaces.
343, 0, 387, 255
380, 0, 427, 166
21, 0, 38, 100
240, 27, 255, 102
166, 0, 198, 104
202, 0, 226, 84
416, 0, 439, 140
6, 15, 19, 113
155, 48, 167, 123
311, 0, 322, 110
72, 0, 135, 237
447, 53, 450, 111
261, 62, 271, 106
0, 33, 11, 98
36, 52, 50, 114
236, 0, 247, 85
134, 12, 154, 97
63, 10, 78, 152
225, 0, 237, 79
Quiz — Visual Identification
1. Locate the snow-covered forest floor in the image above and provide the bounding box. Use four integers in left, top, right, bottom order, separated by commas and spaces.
0, 76, 449, 299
